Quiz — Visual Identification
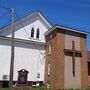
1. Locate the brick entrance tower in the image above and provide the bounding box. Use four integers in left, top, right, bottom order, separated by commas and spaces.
44, 26, 88, 89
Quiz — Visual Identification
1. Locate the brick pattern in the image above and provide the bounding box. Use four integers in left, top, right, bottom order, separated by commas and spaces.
44, 29, 65, 89
87, 51, 90, 86
45, 28, 88, 89
80, 37, 88, 89
55, 30, 65, 89
87, 51, 90, 59
88, 76, 90, 86
44, 30, 57, 89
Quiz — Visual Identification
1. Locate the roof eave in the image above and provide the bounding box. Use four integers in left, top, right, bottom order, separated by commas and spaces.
44, 25, 88, 36
0, 36, 46, 45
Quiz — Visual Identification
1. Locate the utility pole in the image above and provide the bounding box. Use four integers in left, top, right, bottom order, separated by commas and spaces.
9, 8, 15, 88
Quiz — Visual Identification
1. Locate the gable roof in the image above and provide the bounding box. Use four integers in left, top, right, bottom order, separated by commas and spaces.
45, 25, 88, 35
0, 11, 52, 32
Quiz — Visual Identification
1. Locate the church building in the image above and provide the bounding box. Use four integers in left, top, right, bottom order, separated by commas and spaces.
0, 11, 90, 89
44, 26, 88, 89
0, 12, 52, 87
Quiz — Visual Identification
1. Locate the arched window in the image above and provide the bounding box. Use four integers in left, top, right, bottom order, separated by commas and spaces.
31, 28, 34, 38
36, 29, 40, 38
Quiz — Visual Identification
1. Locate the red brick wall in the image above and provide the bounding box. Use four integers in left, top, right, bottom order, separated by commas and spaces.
87, 51, 90, 86
44, 29, 65, 89
44, 30, 57, 89
45, 27, 88, 89
80, 36, 88, 89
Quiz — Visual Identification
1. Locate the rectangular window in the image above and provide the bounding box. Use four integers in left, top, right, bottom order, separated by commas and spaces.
88, 62, 90, 75
48, 63, 51, 76
49, 43, 52, 55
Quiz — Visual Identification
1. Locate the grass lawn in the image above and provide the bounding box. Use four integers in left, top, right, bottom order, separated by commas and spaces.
0, 87, 46, 90
32, 86, 90, 90
0, 88, 9, 90
0, 87, 90, 90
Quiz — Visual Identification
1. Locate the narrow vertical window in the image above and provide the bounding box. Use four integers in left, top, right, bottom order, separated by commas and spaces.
49, 43, 52, 55
88, 62, 90, 75
31, 27, 34, 38
48, 62, 51, 76
36, 29, 40, 38
37, 73, 40, 79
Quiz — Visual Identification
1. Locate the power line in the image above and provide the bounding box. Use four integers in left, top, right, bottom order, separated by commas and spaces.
0, 5, 45, 81
0, 11, 10, 19
4, 17, 11, 25
0, 5, 10, 11
14, 11, 45, 65
14, 11, 30, 38
14, 11, 45, 81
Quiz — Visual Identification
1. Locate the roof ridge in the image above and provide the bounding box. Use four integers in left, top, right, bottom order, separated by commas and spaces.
0, 11, 52, 32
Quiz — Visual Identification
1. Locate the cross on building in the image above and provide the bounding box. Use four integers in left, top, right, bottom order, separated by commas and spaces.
44, 24, 88, 89
64, 41, 82, 77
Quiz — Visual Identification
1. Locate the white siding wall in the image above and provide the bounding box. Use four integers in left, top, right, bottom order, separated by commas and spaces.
0, 16, 48, 43
0, 39, 45, 81
0, 14, 50, 82
0, 40, 11, 81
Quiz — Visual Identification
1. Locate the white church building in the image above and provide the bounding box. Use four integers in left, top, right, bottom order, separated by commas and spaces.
0, 11, 52, 87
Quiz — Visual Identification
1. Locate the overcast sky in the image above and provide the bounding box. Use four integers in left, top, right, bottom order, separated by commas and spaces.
0, 0, 90, 50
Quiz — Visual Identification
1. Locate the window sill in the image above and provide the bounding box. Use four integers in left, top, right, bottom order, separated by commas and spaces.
48, 53, 51, 56
48, 75, 50, 77
29, 37, 41, 41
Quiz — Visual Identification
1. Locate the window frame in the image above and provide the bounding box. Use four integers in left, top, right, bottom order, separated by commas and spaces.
31, 27, 34, 38
48, 43, 52, 55
36, 28, 40, 39
48, 62, 51, 76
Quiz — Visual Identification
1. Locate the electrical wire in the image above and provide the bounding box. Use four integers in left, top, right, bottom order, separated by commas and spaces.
0, 5, 11, 28
14, 11, 45, 81
0, 11, 10, 19
0, 5, 45, 80
15, 11, 45, 65
0, 17, 11, 28
0, 5, 10, 11
14, 11, 30, 38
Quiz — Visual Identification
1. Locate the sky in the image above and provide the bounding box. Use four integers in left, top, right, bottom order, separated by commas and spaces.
0, 0, 90, 50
